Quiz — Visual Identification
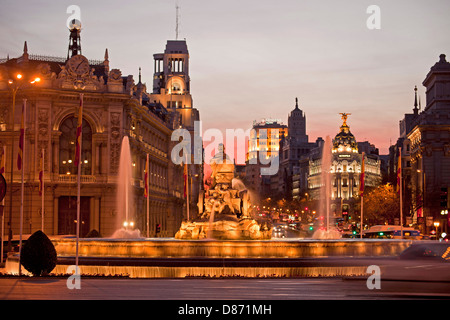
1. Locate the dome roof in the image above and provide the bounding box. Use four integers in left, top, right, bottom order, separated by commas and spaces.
332, 114, 358, 152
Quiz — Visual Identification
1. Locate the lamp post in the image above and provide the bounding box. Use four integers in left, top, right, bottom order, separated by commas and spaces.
6, 73, 40, 251
434, 221, 440, 240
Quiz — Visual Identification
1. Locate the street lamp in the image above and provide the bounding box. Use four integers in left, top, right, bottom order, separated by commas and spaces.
434, 221, 440, 240
6, 73, 40, 250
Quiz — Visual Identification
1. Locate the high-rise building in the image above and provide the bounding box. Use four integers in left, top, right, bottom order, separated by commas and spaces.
148, 40, 202, 217
245, 119, 287, 196
278, 98, 315, 199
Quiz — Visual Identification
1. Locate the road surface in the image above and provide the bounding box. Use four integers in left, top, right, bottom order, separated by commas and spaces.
1, 277, 449, 300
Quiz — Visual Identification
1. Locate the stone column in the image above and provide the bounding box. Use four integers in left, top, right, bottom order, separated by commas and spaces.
53, 197, 59, 235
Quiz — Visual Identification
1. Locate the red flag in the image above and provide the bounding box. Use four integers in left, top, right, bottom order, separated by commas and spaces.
0, 147, 5, 175
144, 156, 149, 198
359, 152, 365, 196
39, 150, 44, 196
17, 100, 25, 170
397, 149, 402, 194
74, 94, 83, 167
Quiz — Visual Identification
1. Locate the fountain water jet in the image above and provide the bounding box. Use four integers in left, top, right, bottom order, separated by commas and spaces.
111, 136, 142, 238
313, 136, 341, 240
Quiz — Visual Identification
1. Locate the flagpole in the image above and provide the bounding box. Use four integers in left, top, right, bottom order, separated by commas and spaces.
1, 146, 6, 266
76, 144, 81, 268
41, 148, 44, 232
75, 93, 83, 270
18, 98, 26, 276
146, 153, 149, 238
399, 147, 403, 239
360, 152, 365, 239
185, 153, 190, 221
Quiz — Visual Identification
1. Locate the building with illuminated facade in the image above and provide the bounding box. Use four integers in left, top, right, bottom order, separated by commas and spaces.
307, 115, 382, 217
245, 119, 287, 195
407, 54, 450, 234
0, 26, 188, 238
148, 39, 202, 218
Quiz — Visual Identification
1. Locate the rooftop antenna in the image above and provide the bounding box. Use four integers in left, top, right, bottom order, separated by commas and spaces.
175, 2, 180, 40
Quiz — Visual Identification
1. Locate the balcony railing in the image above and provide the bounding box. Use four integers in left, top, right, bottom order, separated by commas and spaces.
58, 174, 97, 183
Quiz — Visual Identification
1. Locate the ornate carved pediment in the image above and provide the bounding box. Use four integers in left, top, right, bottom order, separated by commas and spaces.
38, 108, 49, 137
107, 69, 123, 93
57, 55, 104, 91
108, 69, 122, 83
36, 63, 54, 80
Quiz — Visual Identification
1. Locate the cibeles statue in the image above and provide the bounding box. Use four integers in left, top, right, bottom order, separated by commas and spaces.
199, 144, 249, 219
175, 144, 272, 240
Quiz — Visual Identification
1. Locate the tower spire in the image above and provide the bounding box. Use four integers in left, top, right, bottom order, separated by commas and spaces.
413, 85, 419, 115
104, 48, 109, 61
103, 48, 110, 73
21, 41, 29, 63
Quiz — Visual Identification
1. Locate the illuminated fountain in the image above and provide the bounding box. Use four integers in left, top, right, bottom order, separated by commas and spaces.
5, 138, 413, 278
312, 136, 341, 240
175, 144, 271, 240
110, 136, 142, 239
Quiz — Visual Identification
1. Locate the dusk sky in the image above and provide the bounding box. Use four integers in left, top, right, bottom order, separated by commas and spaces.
1, 0, 450, 156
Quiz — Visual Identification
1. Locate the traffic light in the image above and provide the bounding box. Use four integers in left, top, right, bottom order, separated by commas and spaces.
155, 223, 161, 234
342, 210, 348, 222
440, 187, 448, 209
309, 225, 314, 231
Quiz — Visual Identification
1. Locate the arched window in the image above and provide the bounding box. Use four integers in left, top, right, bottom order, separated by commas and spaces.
59, 116, 92, 175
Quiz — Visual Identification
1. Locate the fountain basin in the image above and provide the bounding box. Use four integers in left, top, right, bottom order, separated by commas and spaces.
52, 238, 412, 259
5, 238, 413, 278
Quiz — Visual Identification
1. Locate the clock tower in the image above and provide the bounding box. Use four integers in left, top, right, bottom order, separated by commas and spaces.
67, 20, 82, 59
149, 40, 199, 130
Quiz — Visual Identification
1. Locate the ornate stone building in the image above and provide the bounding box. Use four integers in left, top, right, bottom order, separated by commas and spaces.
278, 98, 315, 199
408, 54, 450, 234
148, 40, 202, 218
0, 26, 187, 238
308, 115, 382, 217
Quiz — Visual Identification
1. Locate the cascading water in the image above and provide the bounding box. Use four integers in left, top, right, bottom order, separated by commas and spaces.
111, 136, 142, 238
313, 136, 341, 239
232, 178, 259, 214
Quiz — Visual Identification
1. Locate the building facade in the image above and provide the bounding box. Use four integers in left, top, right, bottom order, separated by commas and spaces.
148, 40, 202, 218
307, 115, 382, 217
0, 26, 187, 239
245, 119, 287, 196
278, 98, 315, 199
408, 54, 450, 234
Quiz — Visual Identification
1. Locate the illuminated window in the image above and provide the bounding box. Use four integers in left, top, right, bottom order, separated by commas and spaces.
59, 116, 92, 175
